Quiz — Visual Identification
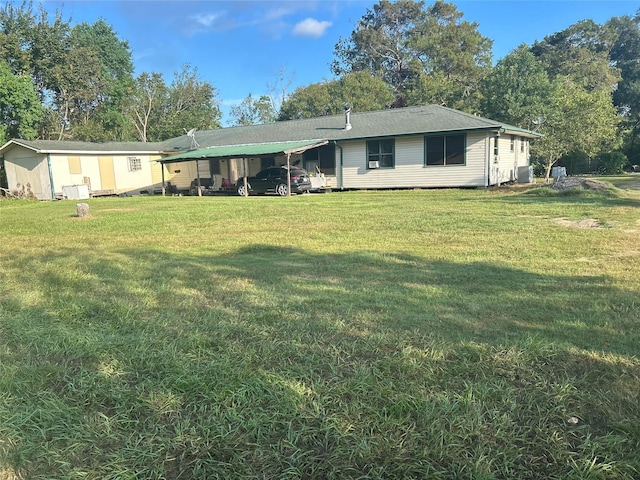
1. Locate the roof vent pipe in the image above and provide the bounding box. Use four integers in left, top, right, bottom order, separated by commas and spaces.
344, 105, 352, 131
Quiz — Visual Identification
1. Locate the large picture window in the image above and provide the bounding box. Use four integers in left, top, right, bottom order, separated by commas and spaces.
367, 139, 394, 169
425, 134, 465, 166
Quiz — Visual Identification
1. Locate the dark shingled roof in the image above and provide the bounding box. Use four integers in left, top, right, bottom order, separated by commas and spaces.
2, 105, 540, 156
162, 105, 539, 152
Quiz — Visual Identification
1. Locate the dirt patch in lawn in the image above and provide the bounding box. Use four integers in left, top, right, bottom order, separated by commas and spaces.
554, 217, 604, 229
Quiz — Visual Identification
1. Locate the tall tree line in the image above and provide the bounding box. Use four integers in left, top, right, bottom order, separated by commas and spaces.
0, 1, 221, 146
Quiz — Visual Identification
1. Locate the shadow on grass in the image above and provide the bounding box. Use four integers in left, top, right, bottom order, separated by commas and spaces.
1, 245, 639, 478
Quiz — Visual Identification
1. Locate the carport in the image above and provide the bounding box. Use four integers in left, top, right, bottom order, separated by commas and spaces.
157, 139, 328, 197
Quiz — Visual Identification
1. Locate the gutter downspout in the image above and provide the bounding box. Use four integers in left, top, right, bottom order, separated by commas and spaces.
333, 141, 344, 190
47, 154, 56, 200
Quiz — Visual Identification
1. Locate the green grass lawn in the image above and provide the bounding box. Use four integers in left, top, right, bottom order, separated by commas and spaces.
1, 185, 639, 479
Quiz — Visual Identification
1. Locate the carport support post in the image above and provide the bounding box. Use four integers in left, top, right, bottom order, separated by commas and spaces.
243, 158, 248, 197
196, 160, 202, 196
286, 153, 291, 197
161, 164, 166, 196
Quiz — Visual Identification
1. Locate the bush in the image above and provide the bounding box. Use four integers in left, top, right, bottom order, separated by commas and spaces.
596, 151, 628, 175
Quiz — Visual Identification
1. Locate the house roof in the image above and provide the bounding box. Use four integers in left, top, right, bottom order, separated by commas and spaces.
159, 140, 329, 164
0, 105, 540, 158
0, 139, 165, 155
161, 105, 541, 152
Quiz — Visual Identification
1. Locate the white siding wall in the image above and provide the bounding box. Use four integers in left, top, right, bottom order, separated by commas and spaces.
50, 154, 159, 195
338, 132, 489, 189
490, 134, 529, 185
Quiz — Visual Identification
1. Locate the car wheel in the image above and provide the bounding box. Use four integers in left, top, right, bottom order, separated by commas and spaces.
237, 184, 248, 196
275, 183, 288, 196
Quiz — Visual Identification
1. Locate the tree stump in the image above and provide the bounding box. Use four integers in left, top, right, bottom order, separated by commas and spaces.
76, 203, 90, 217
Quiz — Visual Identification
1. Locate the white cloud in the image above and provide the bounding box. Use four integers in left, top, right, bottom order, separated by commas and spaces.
292, 18, 332, 38
192, 13, 222, 28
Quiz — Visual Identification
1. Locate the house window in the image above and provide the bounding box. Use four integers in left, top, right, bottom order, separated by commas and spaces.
510, 135, 515, 152
68, 156, 82, 174
303, 144, 335, 175
128, 157, 142, 171
520, 137, 526, 153
425, 134, 465, 166
494, 136, 500, 156
367, 139, 394, 169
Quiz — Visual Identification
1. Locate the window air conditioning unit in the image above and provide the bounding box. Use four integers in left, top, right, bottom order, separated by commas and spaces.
368, 161, 380, 169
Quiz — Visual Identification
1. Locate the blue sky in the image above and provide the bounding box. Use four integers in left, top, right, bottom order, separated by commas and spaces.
33, 0, 640, 125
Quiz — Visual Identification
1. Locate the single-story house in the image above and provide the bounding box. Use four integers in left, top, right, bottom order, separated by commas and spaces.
1, 105, 541, 199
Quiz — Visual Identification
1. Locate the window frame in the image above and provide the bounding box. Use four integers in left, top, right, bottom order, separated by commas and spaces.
128, 157, 142, 172
424, 133, 467, 167
366, 138, 395, 169
510, 135, 515, 153
520, 136, 526, 154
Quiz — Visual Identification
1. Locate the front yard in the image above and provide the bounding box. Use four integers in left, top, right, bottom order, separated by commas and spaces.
1, 185, 639, 479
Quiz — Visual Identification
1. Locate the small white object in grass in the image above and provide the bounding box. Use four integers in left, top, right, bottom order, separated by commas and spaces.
567, 416, 579, 425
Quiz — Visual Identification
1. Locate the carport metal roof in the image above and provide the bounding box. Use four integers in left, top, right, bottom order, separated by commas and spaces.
158, 139, 328, 164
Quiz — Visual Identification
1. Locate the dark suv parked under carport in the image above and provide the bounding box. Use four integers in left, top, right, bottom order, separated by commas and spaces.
236, 166, 311, 196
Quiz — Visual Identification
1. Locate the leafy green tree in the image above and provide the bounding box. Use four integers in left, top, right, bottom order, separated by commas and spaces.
153, 64, 221, 140
128, 72, 168, 142
62, 19, 134, 141
0, 60, 43, 142
332, 0, 426, 106
332, 0, 492, 110
278, 71, 394, 120
531, 20, 619, 92
0, 59, 42, 188
0, 1, 37, 76
532, 77, 620, 180
407, 0, 492, 111
480, 45, 553, 128
278, 82, 334, 120
607, 13, 640, 164
229, 94, 276, 126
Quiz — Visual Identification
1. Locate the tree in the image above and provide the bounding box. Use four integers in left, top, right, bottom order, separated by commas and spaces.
332, 0, 426, 106
607, 13, 640, 164
407, 0, 492, 111
0, 59, 42, 188
532, 77, 620, 180
229, 94, 276, 126
480, 45, 553, 128
531, 20, 619, 92
332, 0, 492, 110
278, 71, 394, 120
128, 72, 168, 142
153, 64, 221, 140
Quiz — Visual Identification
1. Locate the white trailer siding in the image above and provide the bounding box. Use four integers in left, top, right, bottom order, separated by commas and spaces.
49, 154, 162, 196
338, 132, 489, 189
